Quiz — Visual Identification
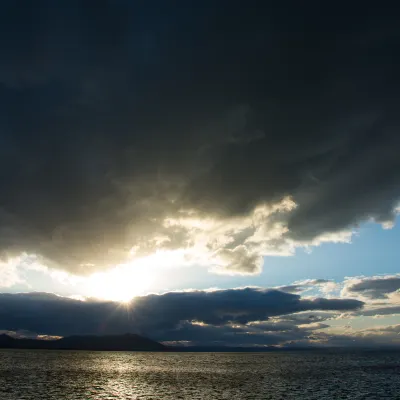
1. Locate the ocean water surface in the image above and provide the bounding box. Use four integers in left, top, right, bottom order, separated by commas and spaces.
0, 349, 399, 399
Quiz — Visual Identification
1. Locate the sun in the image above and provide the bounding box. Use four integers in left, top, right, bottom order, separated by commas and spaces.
84, 249, 190, 303
86, 264, 155, 303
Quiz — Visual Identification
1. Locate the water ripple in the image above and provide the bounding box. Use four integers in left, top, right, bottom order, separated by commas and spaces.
0, 350, 399, 399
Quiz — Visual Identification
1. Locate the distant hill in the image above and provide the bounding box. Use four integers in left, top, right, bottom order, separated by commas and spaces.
0, 333, 165, 351
2, 335, 398, 352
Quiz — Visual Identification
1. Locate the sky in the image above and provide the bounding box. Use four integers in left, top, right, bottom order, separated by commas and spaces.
0, 1, 400, 348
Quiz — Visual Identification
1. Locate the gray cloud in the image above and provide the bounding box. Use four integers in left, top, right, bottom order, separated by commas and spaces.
211, 246, 263, 275
270, 311, 339, 325
0, 2, 399, 274
0, 288, 363, 344
2, 287, 398, 347
342, 275, 400, 300
157, 321, 318, 347
128, 289, 363, 333
277, 279, 336, 294
359, 306, 400, 317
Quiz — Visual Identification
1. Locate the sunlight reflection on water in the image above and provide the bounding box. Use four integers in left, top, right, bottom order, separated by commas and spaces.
0, 350, 399, 399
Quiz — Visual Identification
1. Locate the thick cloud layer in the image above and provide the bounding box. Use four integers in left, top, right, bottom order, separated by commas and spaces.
0, 1, 400, 274
0, 288, 363, 343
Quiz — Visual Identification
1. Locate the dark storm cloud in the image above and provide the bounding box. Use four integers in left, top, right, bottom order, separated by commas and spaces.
0, 1, 400, 273
0, 288, 363, 341
157, 321, 317, 346
128, 288, 363, 332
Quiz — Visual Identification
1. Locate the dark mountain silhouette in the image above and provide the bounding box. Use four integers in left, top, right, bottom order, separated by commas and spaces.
0, 333, 165, 351
1, 335, 397, 353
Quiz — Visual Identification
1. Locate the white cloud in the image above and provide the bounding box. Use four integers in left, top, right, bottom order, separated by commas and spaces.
125, 196, 358, 275
0, 253, 48, 288
0, 253, 82, 290
0, 258, 23, 288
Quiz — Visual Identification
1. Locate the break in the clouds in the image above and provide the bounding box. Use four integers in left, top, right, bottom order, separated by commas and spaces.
0, 1, 400, 275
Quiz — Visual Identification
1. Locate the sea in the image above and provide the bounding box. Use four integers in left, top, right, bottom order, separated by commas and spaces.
0, 349, 399, 399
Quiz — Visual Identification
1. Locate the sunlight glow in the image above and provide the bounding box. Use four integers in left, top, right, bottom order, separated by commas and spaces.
85, 249, 189, 302
86, 264, 155, 303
